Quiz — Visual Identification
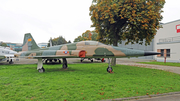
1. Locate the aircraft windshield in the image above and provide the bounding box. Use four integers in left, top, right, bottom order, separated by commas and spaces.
98, 42, 106, 45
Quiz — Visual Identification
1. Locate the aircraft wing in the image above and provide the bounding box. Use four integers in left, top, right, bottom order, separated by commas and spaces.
15, 50, 86, 59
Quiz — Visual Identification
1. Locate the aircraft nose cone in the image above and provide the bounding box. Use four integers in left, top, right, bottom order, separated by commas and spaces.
144, 51, 161, 56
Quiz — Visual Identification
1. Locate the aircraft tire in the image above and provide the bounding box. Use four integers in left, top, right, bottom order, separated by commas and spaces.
9, 59, 13, 64
38, 67, 45, 73
107, 67, 113, 73
63, 64, 67, 69
91, 60, 93, 62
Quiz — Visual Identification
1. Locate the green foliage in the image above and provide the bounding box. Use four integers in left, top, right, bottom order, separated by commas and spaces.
138, 61, 180, 67
90, 0, 165, 46
68, 40, 71, 43
48, 36, 67, 47
0, 42, 7, 47
0, 63, 180, 100
74, 30, 98, 42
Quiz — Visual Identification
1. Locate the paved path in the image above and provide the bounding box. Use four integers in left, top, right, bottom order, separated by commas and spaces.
129, 93, 180, 101
101, 92, 180, 101
118, 62, 180, 74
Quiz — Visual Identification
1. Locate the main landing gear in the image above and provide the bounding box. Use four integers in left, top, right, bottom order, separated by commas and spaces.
107, 58, 113, 73
37, 58, 68, 73
37, 58, 45, 73
62, 58, 68, 69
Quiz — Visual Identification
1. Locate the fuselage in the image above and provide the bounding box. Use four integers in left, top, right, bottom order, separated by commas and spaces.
15, 41, 147, 59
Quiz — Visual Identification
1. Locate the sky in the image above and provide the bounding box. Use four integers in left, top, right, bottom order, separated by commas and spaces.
0, 0, 180, 44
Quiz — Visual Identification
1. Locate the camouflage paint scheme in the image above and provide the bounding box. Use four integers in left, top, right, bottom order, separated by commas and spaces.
15, 34, 147, 59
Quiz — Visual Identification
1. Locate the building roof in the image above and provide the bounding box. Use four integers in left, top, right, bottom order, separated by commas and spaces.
4, 42, 22, 47
162, 19, 180, 25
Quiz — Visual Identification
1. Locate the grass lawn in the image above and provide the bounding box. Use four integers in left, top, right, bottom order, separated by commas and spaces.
0, 63, 180, 101
138, 61, 180, 67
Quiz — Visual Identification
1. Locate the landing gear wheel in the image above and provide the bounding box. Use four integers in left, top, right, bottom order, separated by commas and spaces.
91, 59, 93, 62
81, 60, 83, 62
38, 67, 45, 73
63, 64, 67, 69
107, 67, 113, 73
9, 59, 13, 64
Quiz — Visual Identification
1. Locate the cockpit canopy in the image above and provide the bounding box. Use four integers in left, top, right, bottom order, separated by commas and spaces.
82, 41, 106, 46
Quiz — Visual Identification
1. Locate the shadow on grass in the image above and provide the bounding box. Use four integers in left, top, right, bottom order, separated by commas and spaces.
73, 61, 103, 64
45, 67, 84, 73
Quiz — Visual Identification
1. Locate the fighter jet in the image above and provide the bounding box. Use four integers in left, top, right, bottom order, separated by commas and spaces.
15, 33, 160, 73
0, 46, 17, 64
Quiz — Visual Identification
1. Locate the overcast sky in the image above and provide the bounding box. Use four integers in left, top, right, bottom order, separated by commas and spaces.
0, 0, 180, 44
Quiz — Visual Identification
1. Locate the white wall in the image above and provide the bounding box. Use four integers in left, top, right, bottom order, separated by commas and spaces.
155, 19, 180, 62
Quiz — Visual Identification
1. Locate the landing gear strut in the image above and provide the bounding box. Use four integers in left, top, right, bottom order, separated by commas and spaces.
62, 58, 68, 69
107, 58, 113, 73
37, 58, 45, 73
9, 59, 13, 64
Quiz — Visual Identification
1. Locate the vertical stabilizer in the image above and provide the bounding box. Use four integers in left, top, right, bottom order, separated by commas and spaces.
22, 33, 40, 51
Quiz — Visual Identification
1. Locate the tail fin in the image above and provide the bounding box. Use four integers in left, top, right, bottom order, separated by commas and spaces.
22, 33, 40, 51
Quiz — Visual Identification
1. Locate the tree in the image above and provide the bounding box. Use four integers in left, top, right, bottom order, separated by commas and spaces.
74, 30, 98, 42
68, 40, 71, 43
47, 36, 67, 47
0, 42, 7, 47
90, 0, 165, 65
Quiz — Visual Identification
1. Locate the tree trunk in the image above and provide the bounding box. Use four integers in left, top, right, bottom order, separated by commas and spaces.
111, 39, 118, 66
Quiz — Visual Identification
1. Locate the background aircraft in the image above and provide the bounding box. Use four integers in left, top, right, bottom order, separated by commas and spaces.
0, 55, 6, 60
15, 33, 160, 73
80, 58, 105, 62
0, 46, 17, 64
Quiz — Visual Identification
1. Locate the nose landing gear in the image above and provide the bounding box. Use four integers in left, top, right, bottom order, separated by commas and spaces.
107, 58, 113, 73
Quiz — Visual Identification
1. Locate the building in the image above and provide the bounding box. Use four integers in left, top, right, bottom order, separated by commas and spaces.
38, 43, 48, 48
155, 19, 180, 62
5, 42, 22, 52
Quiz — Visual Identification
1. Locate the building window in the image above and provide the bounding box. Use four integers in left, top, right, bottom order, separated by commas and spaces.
157, 49, 170, 57
160, 49, 164, 57
166, 49, 170, 57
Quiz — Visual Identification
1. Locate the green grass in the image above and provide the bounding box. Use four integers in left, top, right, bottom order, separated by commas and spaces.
0, 63, 180, 101
138, 61, 180, 67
